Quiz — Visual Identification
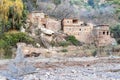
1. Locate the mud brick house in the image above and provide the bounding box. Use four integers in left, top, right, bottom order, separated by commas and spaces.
28, 11, 61, 32
93, 25, 116, 47
62, 18, 94, 43
28, 12, 116, 46
28, 11, 45, 24
41, 18, 61, 32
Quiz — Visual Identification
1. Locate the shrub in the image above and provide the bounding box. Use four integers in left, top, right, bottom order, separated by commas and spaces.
58, 41, 70, 47
0, 31, 34, 58
110, 24, 120, 44
0, 31, 34, 47
66, 35, 80, 46
92, 50, 97, 57
61, 49, 68, 52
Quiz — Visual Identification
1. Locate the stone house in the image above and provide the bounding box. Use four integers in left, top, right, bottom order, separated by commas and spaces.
62, 19, 116, 46
93, 25, 116, 47
28, 12, 116, 47
41, 18, 61, 32
62, 18, 94, 43
28, 11, 45, 24
28, 11, 61, 32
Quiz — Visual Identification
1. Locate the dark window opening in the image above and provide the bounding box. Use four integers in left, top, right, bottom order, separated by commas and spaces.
107, 31, 109, 35
67, 21, 69, 23
103, 32, 105, 35
79, 29, 81, 31
81, 22, 87, 26
73, 19, 78, 23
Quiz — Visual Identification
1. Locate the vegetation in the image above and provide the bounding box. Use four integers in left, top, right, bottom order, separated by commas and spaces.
110, 24, 120, 44
58, 41, 70, 47
0, 31, 34, 58
61, 49, 68, 53
92, 50, 97, 57
0, 0, 28, 33
106, 0, 120, 20
66, 35, 80, 46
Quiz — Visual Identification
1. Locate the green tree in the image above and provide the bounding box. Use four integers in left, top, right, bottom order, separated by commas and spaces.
0, 0, 27, 32
53, 0, 61, 11
107, 0, 120, 20
110, 24, 120, 44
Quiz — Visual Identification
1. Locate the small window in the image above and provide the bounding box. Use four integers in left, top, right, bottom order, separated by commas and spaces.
107, 31, 109, 35
67, 21, 69, 23
103, 32, 105, 35
79, 29, 81, 31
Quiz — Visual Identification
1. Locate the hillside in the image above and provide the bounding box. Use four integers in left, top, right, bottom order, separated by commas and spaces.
24, 0, 119, 25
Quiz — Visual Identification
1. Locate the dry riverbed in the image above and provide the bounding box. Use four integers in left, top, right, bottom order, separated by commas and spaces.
0, 57, 120, 80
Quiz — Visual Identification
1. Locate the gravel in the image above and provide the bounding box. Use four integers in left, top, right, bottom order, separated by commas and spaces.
23, 63, 120, 80
0, 57, 120, 80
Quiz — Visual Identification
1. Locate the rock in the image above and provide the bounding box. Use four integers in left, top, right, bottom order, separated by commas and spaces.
36, 43, 41, 48
23, 74, 39, 80
71, 70, 77, 73
0, 75, 7, 80
20, 26, 25, 32
40, 27, 54, 35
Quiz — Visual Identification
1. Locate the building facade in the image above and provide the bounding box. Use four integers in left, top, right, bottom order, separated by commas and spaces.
28, 11, 61, 32
93, 25, 116, 47
62, 19, 116, 46
62, 19, 94, 43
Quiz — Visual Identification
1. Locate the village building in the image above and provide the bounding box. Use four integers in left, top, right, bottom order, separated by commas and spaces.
28, 11, 61, 32
28, 11, 45, 24
28, 12, 116, 47
62, 19, 116, 46
62, 18, 94, 43
41, 18, 61, 32
93, 25, 116, 47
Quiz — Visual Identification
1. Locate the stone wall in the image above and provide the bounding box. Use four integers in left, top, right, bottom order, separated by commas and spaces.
93, 25, 116, 46
62, 19, 94, 43
28, 12, 61, 32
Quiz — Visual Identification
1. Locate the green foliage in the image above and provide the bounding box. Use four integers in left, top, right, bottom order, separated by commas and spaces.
58, 41, 70, 47
4, 47, 13, 59
53, 0, 61, 6
0, 31, 34, 58
66, 35, 80, 46
0, 31, 34, 47
61, 49, 68, 52
110, 24, 120, 44
0, 0, 28, 33
92, 50, 97, 57
107, 0, 120, 19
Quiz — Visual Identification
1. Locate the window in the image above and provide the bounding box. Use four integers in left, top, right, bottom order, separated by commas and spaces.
79, 29, 81, 31
73, 19, 78, 23
107, 31, 109, 35
67, 21, 69, 23
103, 32, 105, 35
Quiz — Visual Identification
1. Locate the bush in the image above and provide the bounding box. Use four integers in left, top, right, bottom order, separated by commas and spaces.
58, 41, 70, 47
66, 35, 80, 46
92, 50, 97, 57
110, 24, 120, 44
61, 49, 68, 52
0, 31, 34, 47
0, 31, 34, 58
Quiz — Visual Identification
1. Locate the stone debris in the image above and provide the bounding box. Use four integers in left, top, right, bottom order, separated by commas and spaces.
0, 57, 120, 80
22, 63, 120, 80
0, 75, 7, 80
